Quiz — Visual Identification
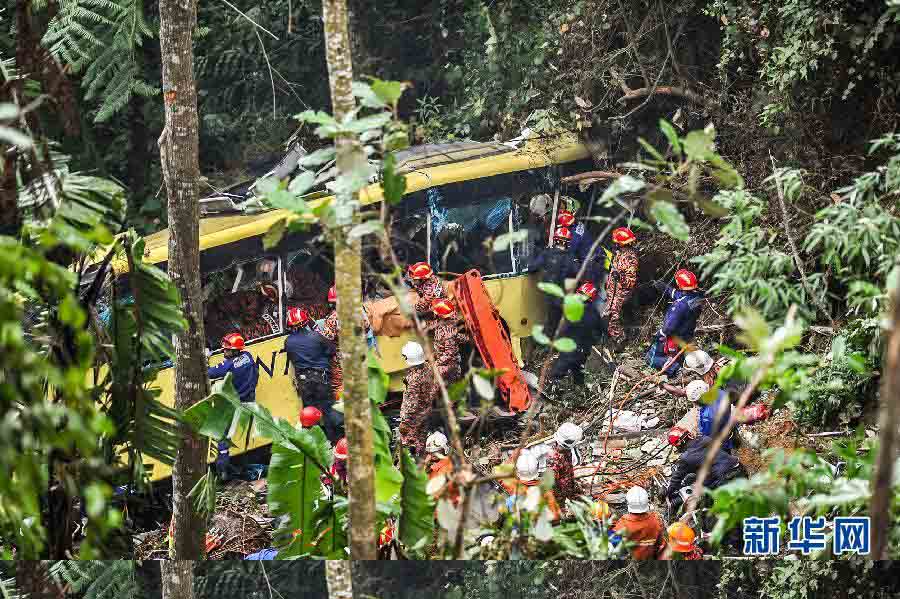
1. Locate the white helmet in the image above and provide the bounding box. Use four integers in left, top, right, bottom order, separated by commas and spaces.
626, 486, 649, 514
686, 380, 710, 403
425, 431, 449, 454
684, 350, 714, 375
529, 194, 552, 218
554, 422, 583, 448
401, 341, 425, 366
515, 451, 539, 482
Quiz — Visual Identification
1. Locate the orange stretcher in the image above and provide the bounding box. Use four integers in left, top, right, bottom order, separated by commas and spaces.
451, 269, 533, 413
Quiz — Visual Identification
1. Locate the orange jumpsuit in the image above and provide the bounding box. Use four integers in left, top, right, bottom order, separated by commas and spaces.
612, 511, 666, 560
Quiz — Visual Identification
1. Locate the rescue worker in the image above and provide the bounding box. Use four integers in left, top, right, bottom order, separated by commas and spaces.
424, 431, 459, 505
659, 350, 718, 397
319, 286, 344, 400
611, 486, 666, 560
647, 269, 705, 375
665, 428, 746, 511
686, 380, 738, 450
299, 406, 322, 429
408, 261, 447, 317
320, 286, 376, 398
560, 210, 599, 270
398, 341, 438, 456
602, 227, 639, 351
549, 422, 583, 506
531, 226, 579, 334
284, 307, 343, 443
503, 451, 562, 521
208, 333, 259, 478
430, 298, 468, 386
550, 281, 603, 388
668, 522, 703, 559
330, 438, 348, 486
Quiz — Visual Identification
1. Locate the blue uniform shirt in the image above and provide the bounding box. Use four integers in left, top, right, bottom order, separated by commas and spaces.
659, 286, 705, 341
570, 222, 597, 264
208, 350, 259, 402
284, 328, 335, 371
699, 391, 737, 451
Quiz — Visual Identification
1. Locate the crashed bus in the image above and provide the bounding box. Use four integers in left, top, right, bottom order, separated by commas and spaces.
105, 134, 604, 481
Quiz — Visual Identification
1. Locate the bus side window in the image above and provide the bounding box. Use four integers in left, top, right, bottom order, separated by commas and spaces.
202, 255, 282, 350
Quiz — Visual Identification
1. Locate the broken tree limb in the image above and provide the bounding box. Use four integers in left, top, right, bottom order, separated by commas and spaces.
616, 85, 718, 109
561, 170, 623, 184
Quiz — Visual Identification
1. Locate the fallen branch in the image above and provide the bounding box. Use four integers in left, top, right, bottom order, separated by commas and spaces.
617, 85, 716, 108
561, 170, 623, 184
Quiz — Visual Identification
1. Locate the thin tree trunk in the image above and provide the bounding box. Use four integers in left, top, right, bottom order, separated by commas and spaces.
158, 0, 208, 560
322, 0, 376, 559
325, 561, 354, 599
870, 279, 900, 558
161, 561, 194, 599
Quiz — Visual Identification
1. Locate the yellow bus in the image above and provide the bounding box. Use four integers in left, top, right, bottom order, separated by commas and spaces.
117, 134, 596, 480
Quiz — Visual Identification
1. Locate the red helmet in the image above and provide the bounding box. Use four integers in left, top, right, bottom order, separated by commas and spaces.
668, 426, 690, 447
286, 307, 312, 328
612, 227, 636, 245
221, 333, 245, 350
577, 282, 598, 301
554, 226, 573, 242
431, 298, 456, 318
327, 286, 337, 303
675, 269, 698, 291
408, 262, 434, 280
334, 437, 348, 460
557, 210, 576, 227
299, 406, 322, 428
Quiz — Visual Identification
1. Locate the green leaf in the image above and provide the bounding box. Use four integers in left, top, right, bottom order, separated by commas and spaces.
263, 218, 288, 250
344, 112, 392, 134
348, 220, 384, 241
381, 153, 407, 205
288, 171, 316, 195
553, 337, 577, 352
659, 119, 682, 156
600, 175, 645, 204
650, 200, 689, 241
0, 125, 32, 148
0, 103, 19, 120
492, 229, 528, 252
563, 294, 585, 322
268, 425, 331, 557
472, 374, 495, 400
296, 110, 339, 127
532, 324, 551, 345
637, 137, 664, 162
537, 282, 565, 298
352, 81, 387, 109
683, 128, 715, 162
299, 147, 336, 168
370, 78, 408, 106
398, 447, 435, 548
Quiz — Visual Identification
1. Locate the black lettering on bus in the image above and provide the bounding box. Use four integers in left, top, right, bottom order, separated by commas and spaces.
256, 351, 279, 378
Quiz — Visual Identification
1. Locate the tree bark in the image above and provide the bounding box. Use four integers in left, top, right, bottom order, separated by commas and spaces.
161, 561, 194, 599
870, 278, 900, 558
325, 561, 354, 599
158, 0, 208, 560
322, 0, 376, 559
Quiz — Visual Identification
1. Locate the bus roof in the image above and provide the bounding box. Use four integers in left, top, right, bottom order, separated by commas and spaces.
138, 134, 589, 266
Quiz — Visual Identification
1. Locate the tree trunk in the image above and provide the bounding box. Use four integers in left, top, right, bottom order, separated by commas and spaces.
158, 0, 208, 560
870, 278, 900, 558
325, 561, 354, 599
161, 561, 194, 599
322, 0, 376, 559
